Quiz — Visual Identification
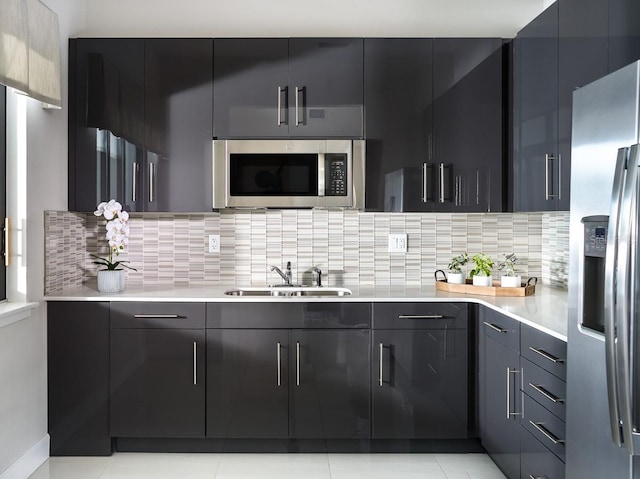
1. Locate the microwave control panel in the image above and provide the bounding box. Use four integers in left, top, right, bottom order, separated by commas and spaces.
325, 154, 347, 196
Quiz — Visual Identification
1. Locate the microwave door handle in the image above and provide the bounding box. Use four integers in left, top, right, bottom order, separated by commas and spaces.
318, 154, 325, 197
605, 147, 629, 447
616, 144, 640, 455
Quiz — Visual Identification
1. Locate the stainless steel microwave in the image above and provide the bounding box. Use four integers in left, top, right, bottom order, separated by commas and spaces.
212, 139, 365, 209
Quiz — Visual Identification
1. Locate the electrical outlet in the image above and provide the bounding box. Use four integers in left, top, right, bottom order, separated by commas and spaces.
208, 234, 220, 253
388, 233, 407, 253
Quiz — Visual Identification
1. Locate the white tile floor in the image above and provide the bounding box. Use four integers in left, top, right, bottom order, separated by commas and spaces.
30, 453, 507, 479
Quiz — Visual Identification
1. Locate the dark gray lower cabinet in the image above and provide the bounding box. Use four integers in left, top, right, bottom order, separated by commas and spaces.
290, 329, 370, 438
48, 302, 111, 456
371, 302, 469, 439
205, 302, 371, 440
109, 303, 206, 438
479, 309, 521, 479
206, 329, 290, 438
372, 329, 468, 438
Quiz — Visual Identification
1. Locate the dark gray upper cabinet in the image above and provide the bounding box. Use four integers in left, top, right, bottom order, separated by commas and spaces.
143, 39, 213, 212
69, 38, 144, 212
433, 39, 505, 213
608, 0, 640, 73
213, 38, 363, 139
364, 39, 434, 212
364, 38, 504, 212
68, 38, 213, 213
557, 0, 608, 212
513, 3, 560, 212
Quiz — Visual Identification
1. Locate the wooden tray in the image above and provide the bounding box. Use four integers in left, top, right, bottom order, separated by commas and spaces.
435, 278, 536, 297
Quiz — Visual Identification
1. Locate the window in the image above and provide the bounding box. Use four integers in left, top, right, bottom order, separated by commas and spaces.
0, 85, 6, 300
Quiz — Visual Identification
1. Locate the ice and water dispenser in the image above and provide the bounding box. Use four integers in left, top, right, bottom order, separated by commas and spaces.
581, 215, 608, 333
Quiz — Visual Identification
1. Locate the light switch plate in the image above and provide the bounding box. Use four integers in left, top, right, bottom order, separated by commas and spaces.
388, 233, 407, 253
208, 234, 220, 253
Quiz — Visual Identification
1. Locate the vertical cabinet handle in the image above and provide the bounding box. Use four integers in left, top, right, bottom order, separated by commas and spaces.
295, 87, 302, 126
545, 154, 561, 200
379, 342, 384, 386
277, 342, 282, 386
3, 217, 10, 268
132, 162, 139, 202
193, 341, 197, 386
422, 163, 433, 203
439, 163, 446, 203
277, 86, 286, 126
296, 341, 300, 386
506, 368, 521, 418
148, 162, 155, 203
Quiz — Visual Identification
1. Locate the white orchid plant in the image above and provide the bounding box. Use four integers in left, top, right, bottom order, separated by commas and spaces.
91, 199, 136, 271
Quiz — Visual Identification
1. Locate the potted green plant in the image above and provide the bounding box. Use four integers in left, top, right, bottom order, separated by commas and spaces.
498, 253, 521, 287
470, 253, 494, 287
447, 252, 468, 284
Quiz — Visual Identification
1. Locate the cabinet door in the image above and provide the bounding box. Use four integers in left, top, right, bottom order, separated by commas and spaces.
372, 329, 468, 439
290, 329, 370, 438
110, 329, 205, 437
608, 0, 640, 73
364, 39, 433, 212
558, 0, 608, 211
288, 38, 364, 138
206, 329, 289, 438
213, 39, 289, 138
144, 39, 213, 212
48, 302, 111, 456
513, 3, 559, 211
69, 39, 144, 212
480, 334, 521, 479
432, 38, 504, 213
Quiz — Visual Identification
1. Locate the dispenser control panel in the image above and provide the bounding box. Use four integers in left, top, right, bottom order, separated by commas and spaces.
584, 221, 607, 258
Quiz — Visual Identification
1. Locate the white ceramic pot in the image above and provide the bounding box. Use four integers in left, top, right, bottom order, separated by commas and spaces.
472, 275, 493, 287
501, 275, 522, 288
97, 270, 126, 293
447, 272, 465, 284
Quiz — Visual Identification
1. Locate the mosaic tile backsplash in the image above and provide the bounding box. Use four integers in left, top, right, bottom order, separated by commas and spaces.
44, 210, 569, 295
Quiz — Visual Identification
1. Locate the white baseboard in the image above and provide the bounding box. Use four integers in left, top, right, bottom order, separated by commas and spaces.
0, 435, 49, 479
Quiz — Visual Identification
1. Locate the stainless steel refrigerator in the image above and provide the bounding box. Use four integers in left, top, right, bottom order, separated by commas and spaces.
566, 60, 640, 478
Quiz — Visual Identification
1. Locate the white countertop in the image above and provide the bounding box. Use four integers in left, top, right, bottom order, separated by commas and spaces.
45, 282, 569, 341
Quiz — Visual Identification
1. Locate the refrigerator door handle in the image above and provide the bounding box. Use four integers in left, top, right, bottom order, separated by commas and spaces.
615, 144, 640, 455
605, 147, 629, 447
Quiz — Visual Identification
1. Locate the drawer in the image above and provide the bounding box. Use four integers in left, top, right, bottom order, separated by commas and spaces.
372, 303, 467, 329
522, 358, 566, 421
521, 427, 565, 479
521, 324, 567, 380
207, 302, 371, 329
480, 307, 520, 352
110, 302, 205, 329
522, 394, 565, 462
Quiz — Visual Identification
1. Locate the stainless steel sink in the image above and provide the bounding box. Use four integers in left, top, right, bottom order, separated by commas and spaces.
223, 286, 352, 297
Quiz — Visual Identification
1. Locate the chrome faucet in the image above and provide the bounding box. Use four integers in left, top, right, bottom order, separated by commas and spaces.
270, 261, 293, 286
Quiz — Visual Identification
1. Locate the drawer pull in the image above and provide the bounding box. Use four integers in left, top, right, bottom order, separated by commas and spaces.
483, 321, 507, 333
529, 347, 565, 364
529, 475, 548, 479
529, 383, 564, 404
398, 314, 445, 320
529, 420, 564, 445
134, 314, 181, 319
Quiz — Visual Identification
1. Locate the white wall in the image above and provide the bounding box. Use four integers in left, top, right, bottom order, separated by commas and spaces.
82, 0, 549, 38
0, 0, 86, 475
